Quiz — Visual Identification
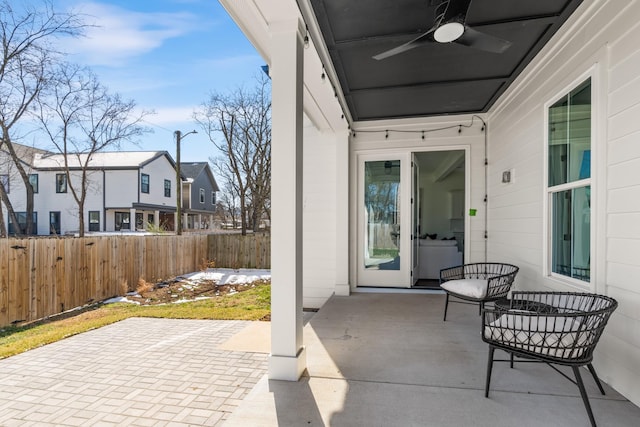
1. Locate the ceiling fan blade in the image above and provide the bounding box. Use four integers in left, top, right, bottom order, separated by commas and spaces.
455, 26, 511, 53
373, 29, 435, 61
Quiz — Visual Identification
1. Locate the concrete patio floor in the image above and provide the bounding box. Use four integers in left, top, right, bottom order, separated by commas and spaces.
225, 292, 640, 426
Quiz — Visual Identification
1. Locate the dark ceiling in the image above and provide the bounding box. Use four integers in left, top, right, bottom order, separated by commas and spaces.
308, 0, 584, 122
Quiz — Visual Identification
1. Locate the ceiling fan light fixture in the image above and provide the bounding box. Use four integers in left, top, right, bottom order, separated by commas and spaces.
434, 21, 465, 43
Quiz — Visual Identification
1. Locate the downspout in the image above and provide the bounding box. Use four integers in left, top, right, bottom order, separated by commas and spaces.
103, 169, 106, 231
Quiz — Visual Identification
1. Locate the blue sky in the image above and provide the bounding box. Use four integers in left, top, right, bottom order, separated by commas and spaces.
53, 0, 263, 162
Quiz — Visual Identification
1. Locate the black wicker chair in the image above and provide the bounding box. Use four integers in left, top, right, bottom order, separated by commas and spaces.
440, 262, 519, 321
482, 291, 618, 427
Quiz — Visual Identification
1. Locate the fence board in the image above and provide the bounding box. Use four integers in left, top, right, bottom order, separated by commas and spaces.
0, 233, 271, 327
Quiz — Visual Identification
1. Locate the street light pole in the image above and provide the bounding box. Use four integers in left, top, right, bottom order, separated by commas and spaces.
175, 129, 197, 235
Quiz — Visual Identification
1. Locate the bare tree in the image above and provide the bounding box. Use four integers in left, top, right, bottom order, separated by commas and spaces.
0, 0, 84, 235
194, 73, 271, 235
35, 63, 149, 236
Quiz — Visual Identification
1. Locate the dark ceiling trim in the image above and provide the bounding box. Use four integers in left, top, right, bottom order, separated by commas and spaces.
350, 76, 510, 95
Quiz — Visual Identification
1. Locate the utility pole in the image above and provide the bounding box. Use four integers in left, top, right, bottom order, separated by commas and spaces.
175, 130, 197, 235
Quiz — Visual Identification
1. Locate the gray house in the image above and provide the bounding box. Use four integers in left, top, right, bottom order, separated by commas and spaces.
180, 162, 219, 230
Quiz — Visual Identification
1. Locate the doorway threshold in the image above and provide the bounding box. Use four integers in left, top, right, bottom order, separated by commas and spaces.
354, 287, 444, 295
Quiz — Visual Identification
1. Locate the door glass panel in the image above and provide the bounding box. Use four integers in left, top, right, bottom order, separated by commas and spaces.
364, 160, 401, 270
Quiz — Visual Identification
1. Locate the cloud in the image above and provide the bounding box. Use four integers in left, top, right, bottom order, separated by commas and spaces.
63, 2, 200, 66
141, 106, 197, 127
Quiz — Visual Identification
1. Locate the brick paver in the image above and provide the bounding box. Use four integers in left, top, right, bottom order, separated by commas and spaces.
0, 318, 268, 426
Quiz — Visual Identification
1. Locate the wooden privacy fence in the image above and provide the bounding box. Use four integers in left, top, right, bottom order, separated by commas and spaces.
207, 233, 270, 269
0, 233, 271, 327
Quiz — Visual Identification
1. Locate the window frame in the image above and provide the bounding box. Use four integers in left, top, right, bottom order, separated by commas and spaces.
199, 188, 205, 204
89, 211, 100, 232
141, 173, 150, 194
0, 174, 9, 193
56, 173, 67, 193
29, 174, 38, 193
211, 191, 216, 205
164, 179, 171, 197
8, 212, 37, 235
544, 72, 595, 288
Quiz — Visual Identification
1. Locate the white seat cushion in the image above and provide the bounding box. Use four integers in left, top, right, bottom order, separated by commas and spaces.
484, 312, 587, 359
441, 278, 488, 299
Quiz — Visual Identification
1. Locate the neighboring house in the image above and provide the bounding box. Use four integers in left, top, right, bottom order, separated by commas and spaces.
0, 144, 50, 234
180, 162, 219, 230
0, 147, 178, 235
222, 0, 640, 409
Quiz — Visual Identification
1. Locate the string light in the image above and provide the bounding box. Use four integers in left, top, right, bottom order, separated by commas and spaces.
349, 115, 486, 140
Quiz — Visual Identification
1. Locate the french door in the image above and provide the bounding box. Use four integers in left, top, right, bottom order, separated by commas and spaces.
357, 154, 411, 287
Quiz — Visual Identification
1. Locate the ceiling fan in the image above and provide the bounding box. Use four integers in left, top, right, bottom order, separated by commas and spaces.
373, 0, 512, 60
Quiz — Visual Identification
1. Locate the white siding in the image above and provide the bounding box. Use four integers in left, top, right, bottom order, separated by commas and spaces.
104, 169, 138, 207
34, 169, 104, 235
303, 121, 338, 308
139, 156, 176, 207
488, 0, 640, 406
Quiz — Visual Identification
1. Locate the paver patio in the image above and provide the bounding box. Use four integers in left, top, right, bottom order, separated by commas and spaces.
0, 318, 267, 426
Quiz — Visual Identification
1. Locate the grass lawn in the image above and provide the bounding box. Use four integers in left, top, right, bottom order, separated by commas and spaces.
0, 283, 270, 360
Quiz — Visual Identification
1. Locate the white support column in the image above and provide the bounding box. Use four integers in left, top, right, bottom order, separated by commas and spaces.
183, 213, 188, 231
334, 130, 351, 296
129, 208, 136, 231
154, 210, 160, 227
269, 17, 306, 381
197, 213, 202, 229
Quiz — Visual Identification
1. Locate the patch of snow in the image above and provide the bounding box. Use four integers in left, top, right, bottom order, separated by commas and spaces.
103, 296, 140, 305
184, 268, 271, 285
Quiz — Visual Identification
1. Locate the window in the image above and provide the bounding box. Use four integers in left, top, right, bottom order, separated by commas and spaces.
8, 212, 37, 235
164, 179, 171, 197
0, 174, 9, 193
211, 191, 216, 205
49, 211, 61, 235
89, 211, 100, 232
114, 212, 130, 231
547, 78, 591, 283
29, 174, 38, 193
56, 173, 67, 193
199, 188, 205, 204
141, 173, 150, 193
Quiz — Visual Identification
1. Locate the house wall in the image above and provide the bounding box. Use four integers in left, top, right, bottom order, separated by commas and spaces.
487, 0, 640, 406
139, 156, 176, 208
350, 115, 487, 287
189, 171, 217, 213
104, 169, 138, 208
34, 169, 104, 235
302, 121, 338, 308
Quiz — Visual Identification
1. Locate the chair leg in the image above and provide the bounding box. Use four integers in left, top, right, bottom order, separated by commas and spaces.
587, 363, 606, 395
573, 366, 597, 427
485, 346, 495, 398
479, 301, 483, 316
510, 352, 514, 369
443, 293, 449, 321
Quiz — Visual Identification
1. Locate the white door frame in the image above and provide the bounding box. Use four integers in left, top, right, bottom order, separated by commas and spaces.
354, 145, 471, 288
356, 152, 412, 287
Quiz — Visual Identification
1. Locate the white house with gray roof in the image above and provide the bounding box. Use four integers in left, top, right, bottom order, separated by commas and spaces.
1, 148, 178, 235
